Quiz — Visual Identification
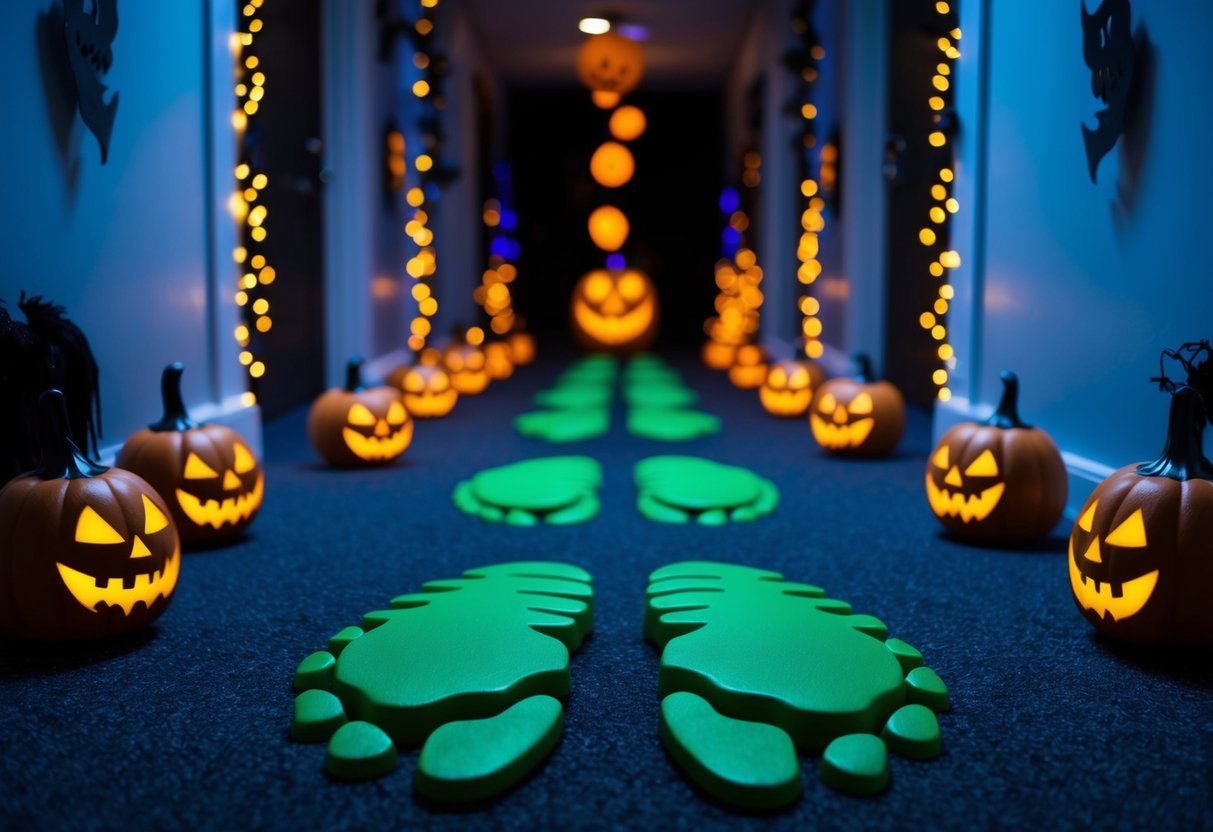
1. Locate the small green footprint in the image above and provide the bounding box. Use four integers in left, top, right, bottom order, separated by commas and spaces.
291, 561, 594, 802
453, 456, 602, 525
636, 456, 778, 524
645, 561, 948, 807
515, 408, 610, 443
628, 408, 721, 442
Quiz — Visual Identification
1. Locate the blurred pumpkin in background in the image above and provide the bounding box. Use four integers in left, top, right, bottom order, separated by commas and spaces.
760, 360, 826, 417
810, 354, 905, 457
570, 268, 659, 355
308, 358, 412, 467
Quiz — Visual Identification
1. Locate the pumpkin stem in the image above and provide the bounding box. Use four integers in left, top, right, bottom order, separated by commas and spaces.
344, 357, 366, 392
986, 371, 1032, 429
853, 354, 876, 382
33, 389, 108, 480
150, 363, 200, 432
1137, 386, 1213, 481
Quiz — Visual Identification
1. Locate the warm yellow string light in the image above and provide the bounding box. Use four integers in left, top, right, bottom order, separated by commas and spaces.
474, 199, 519, 335
230, 0, 271, 405
405, 0, 441, 353
917, 6, 961, 402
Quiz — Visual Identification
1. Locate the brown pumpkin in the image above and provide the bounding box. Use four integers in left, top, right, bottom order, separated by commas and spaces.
389, 364, 459, 419
926, 372, 1067, 543
570, 268, 659, 354
117, 364, 263, 544
0, 391, 180, 640
443, 343, 490, 396
1069, 384, 1213, 645
810, 355, 905, 457
760, 360, 826, 417
576, 33, 644, 96
308, 358, 413, 466
728, 344, 769, 389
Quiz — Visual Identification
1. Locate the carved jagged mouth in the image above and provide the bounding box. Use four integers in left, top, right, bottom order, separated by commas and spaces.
405, 392, 457, 418
760, 389, 810, 415
341, 424, 413, 461
574, 300, 654, 346
925, 476, 1006, 523
810, 415, 874, 449
176, 474, 264, 529
451, 372, 489, 395
1068, 538, 1158, 623
56, 552, 180, 616
587, 71, 623, 91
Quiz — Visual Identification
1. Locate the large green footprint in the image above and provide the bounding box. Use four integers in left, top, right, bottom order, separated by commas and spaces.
291, 561, 594, 802
645, 562, 949, 807
636, 456, 778, 524
453, 456, 602, 525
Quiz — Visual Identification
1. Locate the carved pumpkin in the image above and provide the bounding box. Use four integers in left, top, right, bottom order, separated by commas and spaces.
570, 268, 659, 354
485, 341, 514, 380
810, 355, 905, 457
508, 331, 536, 366
117, 364, 263, 544
389, 364, 458, 419
926, 371, 1067, 543
728, 344, 768, 389
1070, 385, 1213, 645
443, 343, 490, 396
308, 358, 413, 467
576, 33, 644, 96
0, 391, 180, 640
760, 360, 826, 417
702, 339, 737, 371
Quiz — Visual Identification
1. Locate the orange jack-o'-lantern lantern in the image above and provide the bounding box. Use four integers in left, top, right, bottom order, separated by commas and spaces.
570, 268, 659, 354
728, 344, 769, 389
926, 371, 1067, 543
484, 341, 514, 380
810, 355, 905, 457
118, 364, 263, 544
577, 33, 644, 96
0, 391, 180, 640
443, 343, 490, 396
308, 358, 413, 467
702, 340, 737, 371
1069, 344, 1213, 645
760, 360, 826, 417
389, 363, 458, 419
508, 331, 536, 366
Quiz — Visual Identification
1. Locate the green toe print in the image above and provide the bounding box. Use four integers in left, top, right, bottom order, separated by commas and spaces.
635, 456, 779, 523
454, 456, 602, 525
645, 562, 948, 807
291, 561, 593, 802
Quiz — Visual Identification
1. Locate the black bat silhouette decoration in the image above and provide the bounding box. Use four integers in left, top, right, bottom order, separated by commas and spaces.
64, 0, 120, 164
1081, 0, 1135, 183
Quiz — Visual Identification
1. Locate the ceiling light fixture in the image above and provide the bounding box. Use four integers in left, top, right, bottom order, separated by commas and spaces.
578, 17, 611, 35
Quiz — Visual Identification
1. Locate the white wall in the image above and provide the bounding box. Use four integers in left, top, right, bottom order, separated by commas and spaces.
944, 0, 1213, 513
1, 0, 253, 457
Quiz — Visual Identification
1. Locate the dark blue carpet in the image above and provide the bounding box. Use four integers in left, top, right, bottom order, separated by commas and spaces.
2, 349, 1211, 831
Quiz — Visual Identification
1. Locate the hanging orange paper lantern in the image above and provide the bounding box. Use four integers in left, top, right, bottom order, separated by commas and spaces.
590, 142, 635, 188
588, 205, 629, 251
609, 105, 647, 141
592, 91, 622, 110
577, 33, 645, 95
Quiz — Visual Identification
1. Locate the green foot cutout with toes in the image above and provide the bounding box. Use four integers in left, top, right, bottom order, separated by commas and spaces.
635, 456, 778, 524
454, 456, 602, 525
291, 562, 594, 803
645, 562, 948, 808
515, 408, 611, 443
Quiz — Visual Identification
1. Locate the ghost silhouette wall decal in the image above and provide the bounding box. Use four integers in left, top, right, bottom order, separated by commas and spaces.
1080, 0, 1135, 183
63, 0, 119, 164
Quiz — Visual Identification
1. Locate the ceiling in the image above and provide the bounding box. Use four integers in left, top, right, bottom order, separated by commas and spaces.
462, 0, 760, 89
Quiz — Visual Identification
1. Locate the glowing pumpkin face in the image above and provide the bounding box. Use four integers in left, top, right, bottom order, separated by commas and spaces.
576, 33, 644, 95
308, 359, 413, 466
1069, 386, 1213, 645
702, 339, 737, 371
760, 360, 826, 417
728, 344, 768, 389
485, 342, 514, 380
0, 391, 180, 640
570, 268, 659, 354
810, 356, 905, 457
443, 344, 490, 395
117, 364, 263, 544
391, 364, 458, 419
926, 372, 1067, 543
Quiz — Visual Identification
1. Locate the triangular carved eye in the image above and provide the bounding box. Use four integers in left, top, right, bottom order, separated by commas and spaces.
817, 393, 836, 413
184, 453, 219, 479
1106, 508, 1147, 548
964, 449, 999, 477
347, 404, 376, 426
142, 494, 169, 535
1078, 500, 1098, 532
848, 393, 874, 415
233, 443, 257, 474
76, 505, 124, 544
387, 402, 406, 424
932, 445, 950, 469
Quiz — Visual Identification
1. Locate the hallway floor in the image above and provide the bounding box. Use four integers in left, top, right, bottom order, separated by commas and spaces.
2, 350, 1210, 830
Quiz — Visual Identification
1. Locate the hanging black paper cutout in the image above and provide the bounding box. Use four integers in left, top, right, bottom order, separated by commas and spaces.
63, 0, 119, 164
1080, 0, 1135, 183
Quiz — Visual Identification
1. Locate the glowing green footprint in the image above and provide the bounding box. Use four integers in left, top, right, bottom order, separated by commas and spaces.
646, 562, 948, 807
635, 456, 778, 524
291, 562, 593, 802
454, 456, 602, 525
515, 408, 610, 443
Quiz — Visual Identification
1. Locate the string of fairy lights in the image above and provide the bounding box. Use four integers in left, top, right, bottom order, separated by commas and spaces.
229, 0, 272, 404
791, 2, 826, 361
918, 1, 963, 402
475, 164, 522, 336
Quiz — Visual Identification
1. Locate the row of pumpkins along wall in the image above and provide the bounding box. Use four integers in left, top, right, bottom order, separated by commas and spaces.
0, 332, 538, 642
